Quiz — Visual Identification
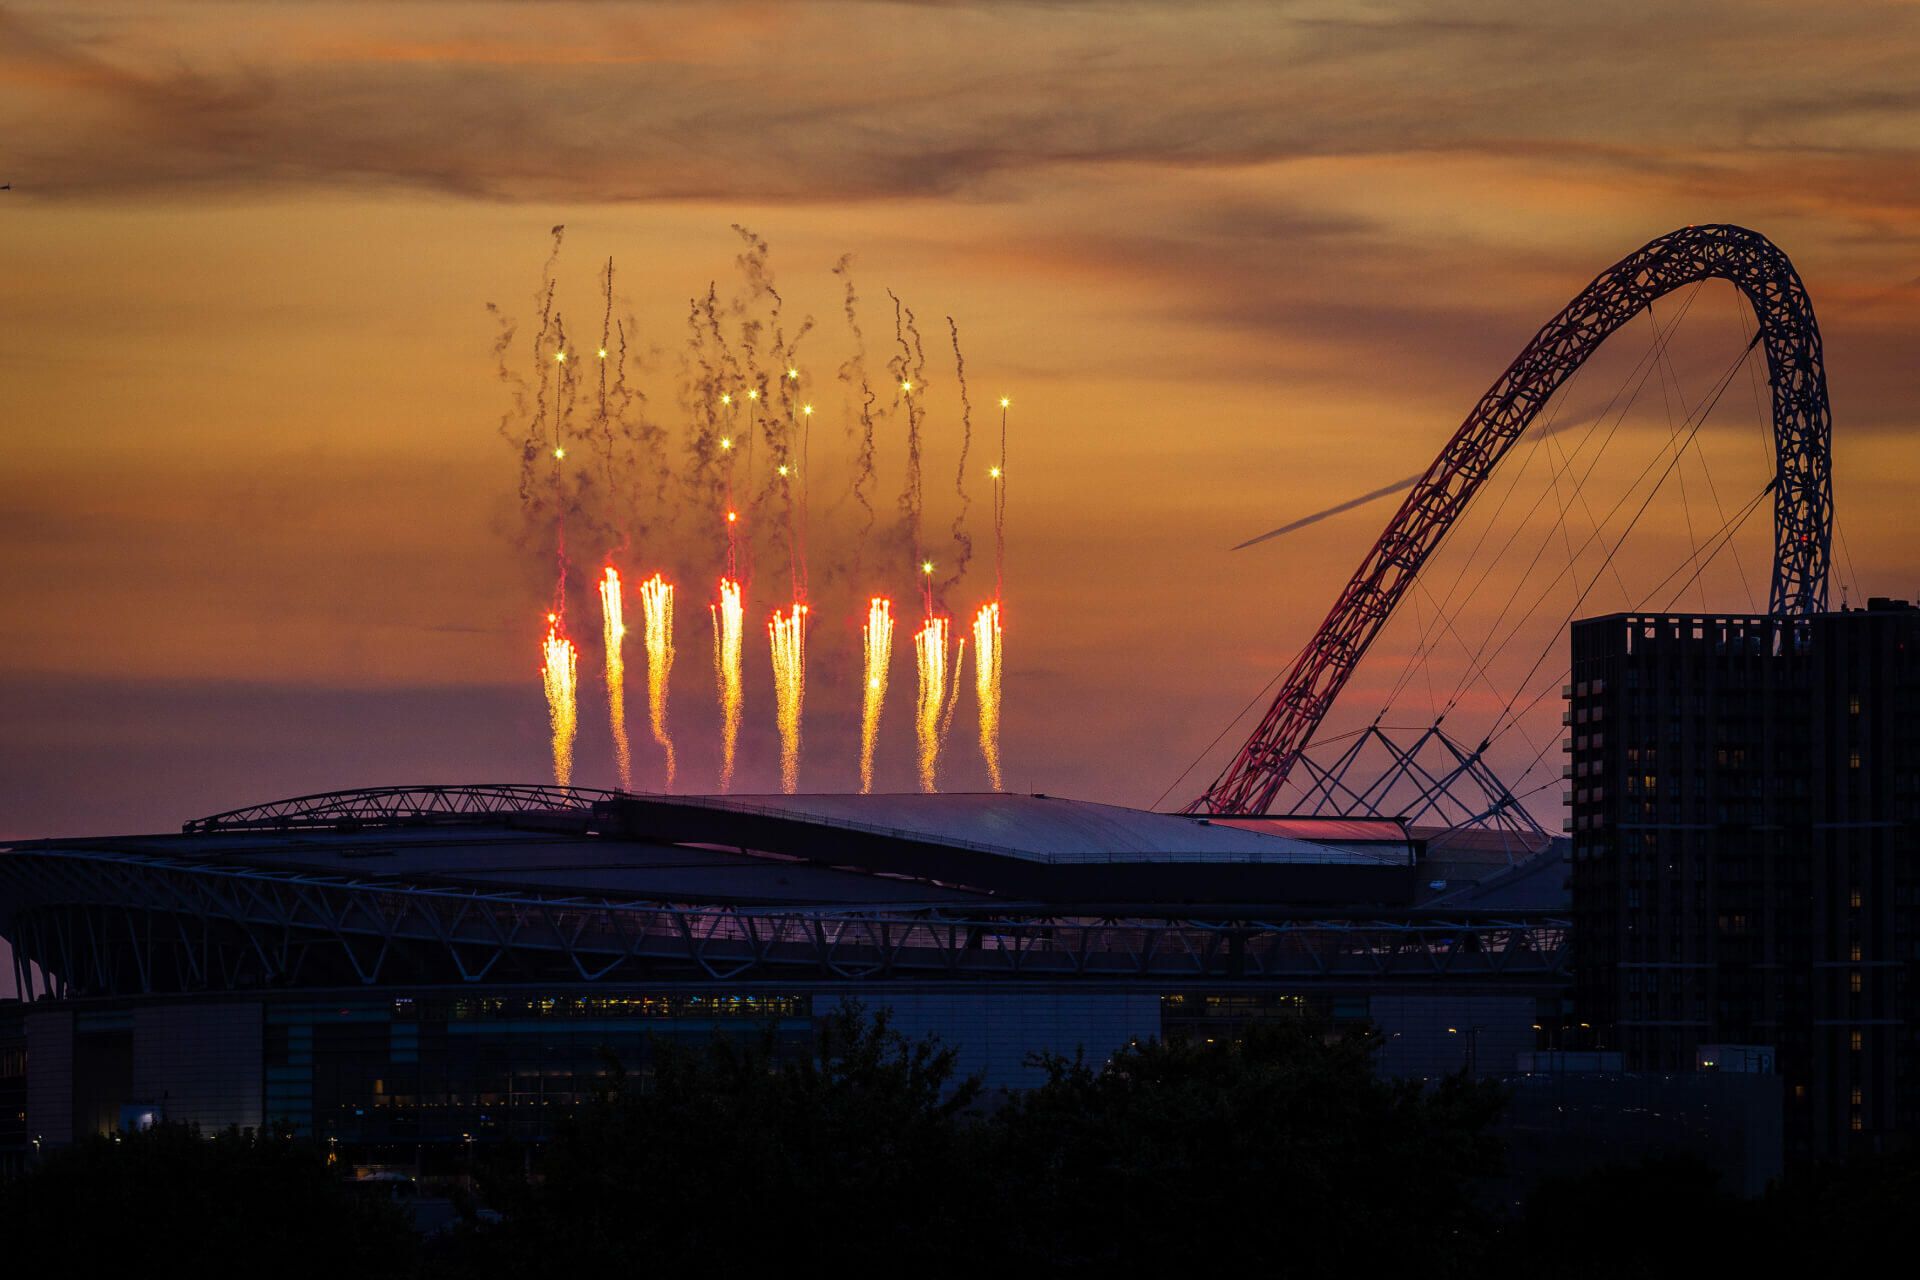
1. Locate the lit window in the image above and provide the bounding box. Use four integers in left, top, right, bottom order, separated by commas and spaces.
1851, 1031, 1864, 1051
1851, 1088, 1863, 1105
1849, 695, 1861, 715
1850, 889, 1863, 909
1850, 944, 1862, 962
1851, 1115, 1864, 1132
1850, 972, 1862, 994
1850, 751, 1862, 771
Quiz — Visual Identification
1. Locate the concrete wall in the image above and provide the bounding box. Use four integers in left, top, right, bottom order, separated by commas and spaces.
24, 1010, 72, 1145
1369, 994, 1538, 1079
822, 990, 1163, 1090
132, 1002, 263, 1132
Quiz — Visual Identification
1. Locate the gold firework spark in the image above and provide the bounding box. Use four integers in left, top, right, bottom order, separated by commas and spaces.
599, 568, 632, 790
914, 616, 952, 793
639, 573, 676, 790
972, 601, 1003, 790
710, 577, 744, 791
540, 614, 578, 788
769, 604, 809, 793
860, 597, 894, 793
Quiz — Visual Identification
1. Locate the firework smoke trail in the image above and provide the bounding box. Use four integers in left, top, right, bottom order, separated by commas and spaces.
943, 317, 975, 595
495, 225, 566, 511
540, 614, 579, 788
769, 604, 809, 793
993, 398, 1009, 599
834, 256, 881, 541
599, 568, 633, 790
913, 615, 952, 793
890, 292, 925, 574
860, 597, 894, 793
639, 573, 677, 789
972, 602, 1003, 790
710, 578, 744, 791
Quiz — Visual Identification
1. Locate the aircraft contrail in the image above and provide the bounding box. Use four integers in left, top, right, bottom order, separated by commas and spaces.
1231, 396, 1623, 552
1232, 474, 1420, 551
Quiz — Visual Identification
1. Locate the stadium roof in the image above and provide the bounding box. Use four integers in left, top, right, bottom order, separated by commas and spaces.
20, 786, 1423, 911
0, 786, 1573, 996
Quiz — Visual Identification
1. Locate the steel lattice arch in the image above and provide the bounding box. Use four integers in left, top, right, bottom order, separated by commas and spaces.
1195, 224, 1834, 816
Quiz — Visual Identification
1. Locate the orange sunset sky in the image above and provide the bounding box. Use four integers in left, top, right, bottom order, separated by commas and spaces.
3, 1, 1918, 837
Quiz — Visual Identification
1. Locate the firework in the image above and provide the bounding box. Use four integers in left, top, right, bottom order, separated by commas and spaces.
860, 597, 894, 793
710, 577, 744, 791
972, 602, 1004, 789
770, 604, 809, 793
540, 614, 578, 788
639, 573, 676, 789
914, 615, 952, 793
599, 568, 632, 790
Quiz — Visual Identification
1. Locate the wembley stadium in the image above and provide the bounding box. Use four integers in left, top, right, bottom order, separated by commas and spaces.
0, 785, 1568, 1154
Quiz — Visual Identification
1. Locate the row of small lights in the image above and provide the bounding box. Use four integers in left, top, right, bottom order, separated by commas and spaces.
547, 355, 1007, 485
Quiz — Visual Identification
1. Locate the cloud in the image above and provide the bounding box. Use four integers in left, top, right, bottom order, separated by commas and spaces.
0, 0, 1916, 222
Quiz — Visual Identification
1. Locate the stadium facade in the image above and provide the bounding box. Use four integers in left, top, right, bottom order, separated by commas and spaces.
0, 787, 1569, 1156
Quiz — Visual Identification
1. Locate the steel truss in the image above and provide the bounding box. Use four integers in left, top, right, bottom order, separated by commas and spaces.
1196, 224, 1834, 815
1289, 724, 1548, 856
0, 849, 1567, 1000
184, 783, 618, 833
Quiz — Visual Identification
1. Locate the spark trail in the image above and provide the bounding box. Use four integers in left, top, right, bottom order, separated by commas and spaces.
770, 604, 809, 793
639, 573, 677, 789
914, 615, 949, 792
860, 597, 894, 793
599, 568, 632, 790
710, 577, 744, 791
540, 614, 579, 788
972, 601, 1003, 790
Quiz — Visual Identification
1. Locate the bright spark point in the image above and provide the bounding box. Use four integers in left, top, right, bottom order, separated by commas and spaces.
710, 578, 744, 792
802, 404, 814, 416
726, 510, 738, 523
901, 380, 913, 393
748, 389, 759, 401
778, 464, 790, 477
555, 352, 566, 363
540, 619, 578, 788
721, 437, 733, 451
860, 598, 894, 794
639, 574, 677, 790
989, 467, 1002, 479
786, 368, 799, 381
921, 561, 935, 575
721, 393, 732, 406
553, 447, 566, 460
769, 604, 809, 793
597, 348, 607, 359
1000, 397, 1011, 409
599, 568, 632, 791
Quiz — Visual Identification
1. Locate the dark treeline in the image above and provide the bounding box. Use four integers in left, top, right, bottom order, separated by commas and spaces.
3, 1008, 1911, 1277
